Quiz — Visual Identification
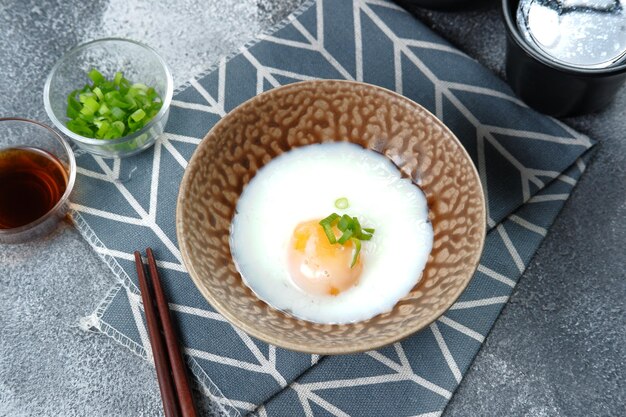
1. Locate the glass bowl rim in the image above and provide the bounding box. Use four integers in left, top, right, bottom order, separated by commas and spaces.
43, 37, 174, 147
0, 117, 77, 235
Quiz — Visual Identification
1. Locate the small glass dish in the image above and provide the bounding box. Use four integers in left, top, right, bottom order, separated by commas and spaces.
0, 118, 76, 244
44, 38, 173, 158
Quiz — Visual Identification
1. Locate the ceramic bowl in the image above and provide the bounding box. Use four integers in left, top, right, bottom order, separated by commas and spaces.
176, 80, 486, 354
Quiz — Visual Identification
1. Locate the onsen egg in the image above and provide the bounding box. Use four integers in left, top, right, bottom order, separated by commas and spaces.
229, 142, 433, 324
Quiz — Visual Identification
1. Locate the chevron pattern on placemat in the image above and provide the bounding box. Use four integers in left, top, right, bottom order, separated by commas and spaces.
255, 154, 590, 417
74, 1, 594, 416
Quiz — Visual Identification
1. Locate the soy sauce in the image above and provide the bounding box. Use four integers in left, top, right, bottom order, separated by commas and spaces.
0, 147, 68, 229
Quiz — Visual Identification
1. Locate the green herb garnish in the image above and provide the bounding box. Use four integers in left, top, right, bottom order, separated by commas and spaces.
319, 213, 375, 267
334, 197, 349, 209
65, 68, 163, 139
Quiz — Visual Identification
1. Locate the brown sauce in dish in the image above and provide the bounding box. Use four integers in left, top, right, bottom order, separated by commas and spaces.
0, 147, 68, 229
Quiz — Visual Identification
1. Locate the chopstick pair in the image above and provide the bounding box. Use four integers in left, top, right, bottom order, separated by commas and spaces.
134, 248, 198, 417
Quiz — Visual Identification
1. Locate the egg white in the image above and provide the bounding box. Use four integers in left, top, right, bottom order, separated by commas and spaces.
229, 142, 433, 324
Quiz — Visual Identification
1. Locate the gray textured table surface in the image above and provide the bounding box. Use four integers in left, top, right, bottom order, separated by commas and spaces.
1, 1, 624, 416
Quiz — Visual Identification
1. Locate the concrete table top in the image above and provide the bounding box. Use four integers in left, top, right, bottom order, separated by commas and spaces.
1, 1, 624, 416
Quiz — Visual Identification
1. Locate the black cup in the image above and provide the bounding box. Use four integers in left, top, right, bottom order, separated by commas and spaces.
398, 0, 493, 10
502, 0, 626, 117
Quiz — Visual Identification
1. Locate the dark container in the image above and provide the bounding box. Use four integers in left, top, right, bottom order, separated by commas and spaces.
398, 0, 493, 10
502, 0, 626, 117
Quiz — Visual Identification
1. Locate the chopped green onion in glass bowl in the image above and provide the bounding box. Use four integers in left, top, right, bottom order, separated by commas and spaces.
44, 38, 173, 158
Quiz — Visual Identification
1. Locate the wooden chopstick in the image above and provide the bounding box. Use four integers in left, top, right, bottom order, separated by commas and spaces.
134, 249, 198, 417
146, 248, 198, 417
134, 251, 180, 417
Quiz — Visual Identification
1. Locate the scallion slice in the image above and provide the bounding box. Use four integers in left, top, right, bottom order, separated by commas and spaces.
337, 228, 353, 244
337, 214, 351, 232
334, 197, 349, 209
88, 68, 105, 84
318, 211, 374, 268
65, 68, 163, 140
320, 213, 340, 244
350, 238, 361, 268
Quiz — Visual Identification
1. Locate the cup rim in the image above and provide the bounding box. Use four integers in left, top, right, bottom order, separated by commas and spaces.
43, 37, 174, 146
0, 117, 77, 236
501, 0, 626, 76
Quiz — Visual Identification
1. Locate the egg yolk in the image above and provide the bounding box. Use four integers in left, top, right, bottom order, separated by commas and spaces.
287, 219, 363, 296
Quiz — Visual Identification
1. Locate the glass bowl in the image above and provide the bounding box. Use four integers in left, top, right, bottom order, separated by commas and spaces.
43, 38, 173, 158
0, 118, 76, 244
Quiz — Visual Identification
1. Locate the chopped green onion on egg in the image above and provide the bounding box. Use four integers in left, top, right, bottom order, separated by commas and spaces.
334, 197, 349, 209
319, 212, 375, 268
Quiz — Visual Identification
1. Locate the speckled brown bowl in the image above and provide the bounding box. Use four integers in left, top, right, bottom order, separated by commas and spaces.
176, 80, 486, 354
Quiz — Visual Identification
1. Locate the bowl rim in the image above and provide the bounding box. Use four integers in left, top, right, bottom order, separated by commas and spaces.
43, 37, 174, 147
176, 80, 487, 354
502, 0, 626, 75
0, 117, 77, 236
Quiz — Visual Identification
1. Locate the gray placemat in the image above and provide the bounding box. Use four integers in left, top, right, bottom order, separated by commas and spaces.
256, 152, 591, 417
73, 0, 594, 415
